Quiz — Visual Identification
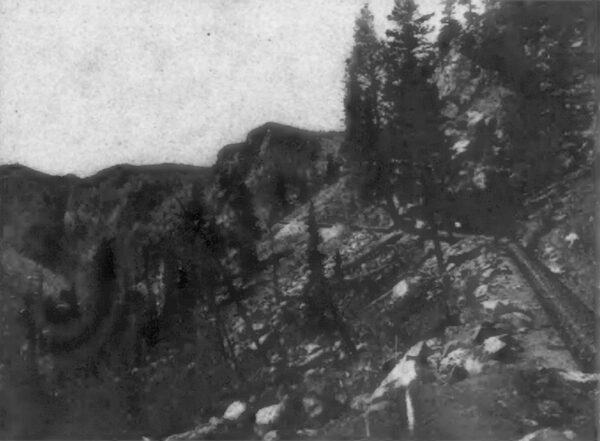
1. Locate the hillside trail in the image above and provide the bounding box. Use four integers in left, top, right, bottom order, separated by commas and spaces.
330, 181, 596, 439
502, 240, 595, 372
159, 192, 597, 441
318, 229, 596, 440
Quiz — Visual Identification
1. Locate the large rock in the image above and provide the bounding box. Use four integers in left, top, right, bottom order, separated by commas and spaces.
516, 428, 577, 441
164, 417, 226, 441
368, 339, 438, 423
254, 395, 304, 438
371, 341, 432, 402
223, 400, 249, 422
558, 370, 599, 391
438, 348, 472, 383
483, 335, 507, 356
391, 280, 409, 301
482, 334, 522, 361
262, 430, 280, 441
481, 299, 533, 321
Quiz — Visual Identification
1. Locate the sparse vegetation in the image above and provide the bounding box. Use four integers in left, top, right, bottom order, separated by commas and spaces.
0, 1, 595, 440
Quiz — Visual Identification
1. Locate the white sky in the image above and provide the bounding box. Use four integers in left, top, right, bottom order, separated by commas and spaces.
0, 0, 447, 176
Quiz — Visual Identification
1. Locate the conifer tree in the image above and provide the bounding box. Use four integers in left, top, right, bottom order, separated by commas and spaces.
382, 0, 451, 273
343, 4, 384, 196
304, 202, 355, 356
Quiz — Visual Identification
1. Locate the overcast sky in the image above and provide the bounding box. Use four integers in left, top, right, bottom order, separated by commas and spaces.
0, 0, 447, 176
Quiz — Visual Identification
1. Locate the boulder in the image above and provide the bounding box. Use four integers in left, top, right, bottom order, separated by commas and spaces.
482, 334, 522, 361
371, 357, 417, 401
391, 280, 409, 301
482, 335, 507, 356
464, 355, 486, 375
481, 299, 532, 320
558, 370, 599, 391
516, 428, 576, 441
263, 430, 280, 441
498, 311, 534, 332
223, 400, 248, 423
255, 403, 284, 427
438, 344, 497, 381
439, 348, 470, 378
254, 395, 304, 438
164, 418, 225, 441
371, 340, 433, 402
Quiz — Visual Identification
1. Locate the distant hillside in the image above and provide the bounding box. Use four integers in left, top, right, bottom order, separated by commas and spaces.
0, 162, 211, 272
0, 123, 343, 274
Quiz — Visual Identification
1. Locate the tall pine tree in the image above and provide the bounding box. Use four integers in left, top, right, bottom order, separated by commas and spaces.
382, 0, 451, 273
343, 5, 386, 204
304, 202, 355, 356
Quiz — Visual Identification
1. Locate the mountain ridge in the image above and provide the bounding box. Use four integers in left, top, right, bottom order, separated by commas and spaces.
0, 121, 344, 181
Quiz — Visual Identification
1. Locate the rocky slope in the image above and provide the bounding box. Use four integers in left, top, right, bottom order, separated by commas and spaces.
160, 169, 596, 441
0, 121, 595, 440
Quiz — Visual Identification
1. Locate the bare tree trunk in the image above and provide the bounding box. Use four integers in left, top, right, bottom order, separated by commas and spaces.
205, 284, 243, 380
270, 239, 284, 304
384, 192, 403, 228
325, 295, 356, 357
430, 221, 445, 276
214, 309, 243, 381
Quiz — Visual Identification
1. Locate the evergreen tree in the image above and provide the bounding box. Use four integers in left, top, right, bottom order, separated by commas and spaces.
210, 176, 270, 364
438, 0, 462, 56
306, 202, 326, 285
457, 0, 595, 194
333, 249, 344, 288
273, 174, 289, 212
227, 180, 261, 273
382, 0, 451, 273
343, 4, 384, 200
304, 202, 355, 356
342, 1, 452, 273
